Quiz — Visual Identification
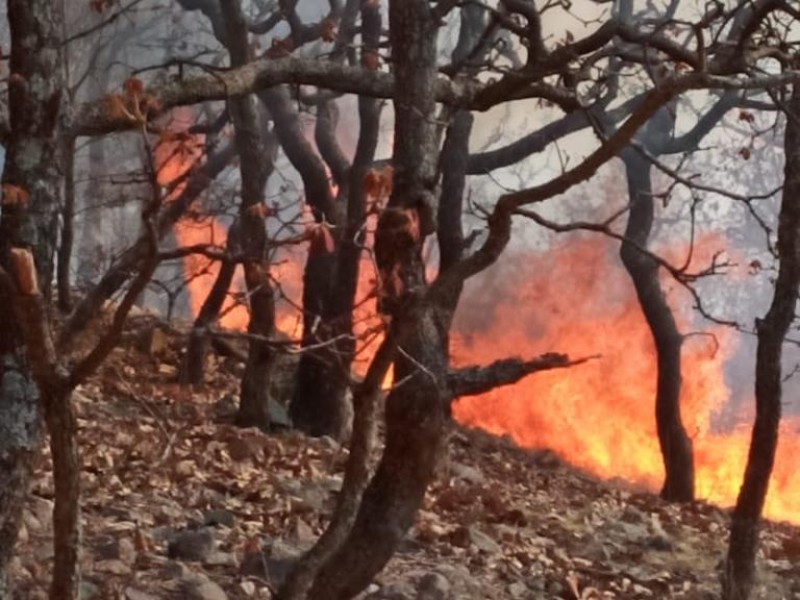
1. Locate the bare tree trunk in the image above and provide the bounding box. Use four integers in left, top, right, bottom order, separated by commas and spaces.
620, 151, 694, 502
0, 350, 42, 597
180, 259, 236, 387
305, 3, 445, 597
723, 86, 800, 600
213, 1, 278, 432
259, 85, 345, 438
57, 137, 76, 312
0, 0, 71, 596
180, 223, 239, 387
40, 381, 80, 600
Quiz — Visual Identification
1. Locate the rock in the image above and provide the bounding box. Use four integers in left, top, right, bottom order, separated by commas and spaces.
28, 495, 54, 526
451, 526, 502, 554
291, 517, 317, 545
95, 536, 137, 565
275, 478, 332, 513
204, 509, 235, 528
644, 534, 673, 552
449, 462, 484, 485
546, 580, 565, 597
179, 572, 228, 600
416, 572, 450, 600
95, 559, 132, 575
125, 588, 160, 600
203, 551, 238, 567
239, 538, 304, 587
167, 527, 216, 562
267, 397, 292, 429
366, 581, 416, 600
507, 582, 527, 599
78, 581, 101, 600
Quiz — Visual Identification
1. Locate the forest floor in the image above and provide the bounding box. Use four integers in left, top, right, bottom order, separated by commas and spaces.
10, 315, 800, 600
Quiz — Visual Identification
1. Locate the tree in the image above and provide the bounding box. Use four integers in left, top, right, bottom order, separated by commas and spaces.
723, 83, 800, 600
0, 1, 796, 598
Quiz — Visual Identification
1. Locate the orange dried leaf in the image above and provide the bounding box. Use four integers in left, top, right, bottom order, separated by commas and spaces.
363, 51, 380, 71
307, 223, 335, 255
123, 76, 144, 98
402, 208, 420, 242
9, 248, 38, 296
320, 18, 339, 42
247, 203, 271, 219
266, 37, 294, 59
2, 184, 30, 206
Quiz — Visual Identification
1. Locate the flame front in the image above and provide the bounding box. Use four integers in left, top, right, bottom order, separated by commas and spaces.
156, 109, 800, 524
452, 235, 800, 524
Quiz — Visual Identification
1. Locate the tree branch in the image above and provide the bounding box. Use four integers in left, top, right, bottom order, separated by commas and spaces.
447, 353, 598, 399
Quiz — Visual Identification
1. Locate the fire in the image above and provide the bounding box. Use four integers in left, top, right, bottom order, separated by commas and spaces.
156, 108, 800, 524
451, 234, 800, 524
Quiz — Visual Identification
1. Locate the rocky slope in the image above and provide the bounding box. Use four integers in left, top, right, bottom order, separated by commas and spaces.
10, 320, 800, 599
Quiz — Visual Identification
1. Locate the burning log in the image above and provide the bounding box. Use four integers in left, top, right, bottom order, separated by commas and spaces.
447, 353, 598, 399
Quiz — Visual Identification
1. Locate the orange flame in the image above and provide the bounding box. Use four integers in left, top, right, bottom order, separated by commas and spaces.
452, 235, 800, 524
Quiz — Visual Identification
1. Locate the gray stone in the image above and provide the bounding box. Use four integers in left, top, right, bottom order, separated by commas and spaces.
507, 582, 527, 599
95, 536, 137, 565
125, 588, 160, 600
466, 527, 502, 554
416, 572, 451, 600
449, 463, 484, 485
78, 581, 101, 600
167, 527, 216, 562
179, 573, 228, 600
239, 538, 303, 588
366, 581, 416, 600
204, 509, 235, 528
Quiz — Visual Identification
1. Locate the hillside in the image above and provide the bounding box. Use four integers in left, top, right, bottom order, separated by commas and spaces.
10, 318, 800, 600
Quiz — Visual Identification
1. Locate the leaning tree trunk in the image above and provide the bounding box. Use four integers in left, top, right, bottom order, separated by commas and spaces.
180, 224, 239, 387
620, 151, 694, 502
304, 2, 447, 597
258, 84, 345, 438
216, 1, 278, 432
290, 4, 382, 440
723, 85, 800, 600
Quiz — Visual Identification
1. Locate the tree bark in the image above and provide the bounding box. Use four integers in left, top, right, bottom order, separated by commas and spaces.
289, 3, 382, 439
0, 0, 72, 596
216, 0, 278, 432
180, 256, 237, 387
0, 351, 42, 598
305, 3, 445, 597
619, 150, 694, 503
722, 85, 800, 600
57, 136, 76, 313
180, 221, 240, 388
